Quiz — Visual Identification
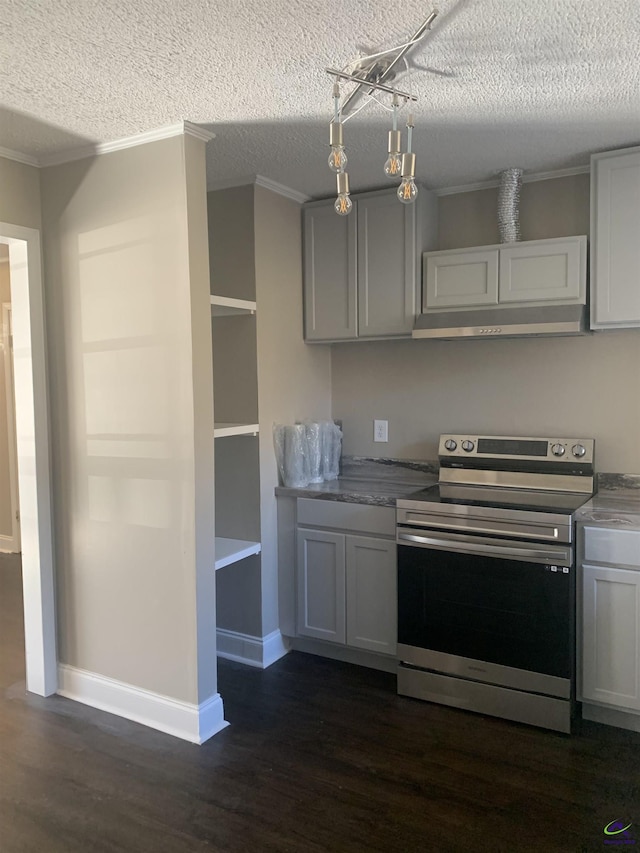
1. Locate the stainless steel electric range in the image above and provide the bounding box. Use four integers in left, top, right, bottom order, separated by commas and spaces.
396, 434, 595, 733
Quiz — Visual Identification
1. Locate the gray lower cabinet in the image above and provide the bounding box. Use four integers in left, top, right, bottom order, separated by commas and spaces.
581, 526, 640, 712
295, 504, 397, 657
297, 528, 346, 644
591, 146, 640, 329
303, 187, 437, 342
345, 534, 397, 655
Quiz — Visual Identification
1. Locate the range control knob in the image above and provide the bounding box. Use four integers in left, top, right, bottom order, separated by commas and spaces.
461, 440, 475, 453
551, 443, 566, 457
572, 444, 587, 458
444, 439, 458, 451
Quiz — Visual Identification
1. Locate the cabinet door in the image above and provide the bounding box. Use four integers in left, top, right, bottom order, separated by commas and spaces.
303, 201, 357, 341
357, 190, 417, 338
591, 148, 640, 328
346, 535, 397, 655
424, 249, 499, 309
499, 237, 585, 304
297, 528, 346, 643
582, 564, 640, 710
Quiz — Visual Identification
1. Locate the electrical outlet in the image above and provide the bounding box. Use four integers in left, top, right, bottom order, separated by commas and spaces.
374, 419, 388, 442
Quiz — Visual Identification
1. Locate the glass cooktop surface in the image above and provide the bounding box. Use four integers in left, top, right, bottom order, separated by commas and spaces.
403, 483, 594, 515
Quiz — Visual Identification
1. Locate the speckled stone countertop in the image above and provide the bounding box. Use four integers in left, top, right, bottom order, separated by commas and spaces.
275, 457, 438, 507
575, 474, 640, 530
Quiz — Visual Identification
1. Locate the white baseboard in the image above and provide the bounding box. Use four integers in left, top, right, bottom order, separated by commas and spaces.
0, 534, 19, 553
216, 629, 290, 669
57, 664, 228, 744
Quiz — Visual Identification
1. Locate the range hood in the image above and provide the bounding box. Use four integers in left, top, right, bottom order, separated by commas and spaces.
412, 304, 588, 340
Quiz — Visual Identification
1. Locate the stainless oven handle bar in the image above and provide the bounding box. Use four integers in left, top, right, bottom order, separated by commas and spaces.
397, 530, 572, 566
398, 509, 571, 542
397, 513, 562, 541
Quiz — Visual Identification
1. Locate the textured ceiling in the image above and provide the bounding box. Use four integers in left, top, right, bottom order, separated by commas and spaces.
1, 0, 639, 198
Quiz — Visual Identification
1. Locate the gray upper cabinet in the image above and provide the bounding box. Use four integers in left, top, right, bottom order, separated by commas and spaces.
357, 190, 419, 338
499, 238, 584, 303
425, 248, 499, 308
423, 236, 586, 311
303, 187, 437, 342
591, 146, 640, 329
303, 200, 357, 341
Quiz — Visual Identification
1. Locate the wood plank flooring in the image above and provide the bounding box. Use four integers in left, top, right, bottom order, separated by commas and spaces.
1, 553, 639, 852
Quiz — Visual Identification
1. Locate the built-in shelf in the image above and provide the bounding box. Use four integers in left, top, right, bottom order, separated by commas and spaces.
210, 295, 256, 316
214, 422, 259, 438
214, 537, 261, 570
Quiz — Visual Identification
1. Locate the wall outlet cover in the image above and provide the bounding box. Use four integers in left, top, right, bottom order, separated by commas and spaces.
374, 419, 389, 442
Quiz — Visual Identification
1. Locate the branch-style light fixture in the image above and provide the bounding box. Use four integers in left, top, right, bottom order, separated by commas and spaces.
325, 10, 438, 215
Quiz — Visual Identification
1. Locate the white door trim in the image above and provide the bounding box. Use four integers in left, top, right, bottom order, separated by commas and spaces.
1, 303, 21, 553
0, 222, 57, 696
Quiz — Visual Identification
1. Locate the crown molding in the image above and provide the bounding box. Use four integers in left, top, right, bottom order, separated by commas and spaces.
254, 176, 310, 204
435, 164, 590, 197
38, 121, 215, 167
207, 174, 310, 204
0, 146, 40, 167
182, 121, 216, 143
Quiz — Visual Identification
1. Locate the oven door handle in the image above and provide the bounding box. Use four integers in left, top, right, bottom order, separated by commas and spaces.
397, 531, 572, 566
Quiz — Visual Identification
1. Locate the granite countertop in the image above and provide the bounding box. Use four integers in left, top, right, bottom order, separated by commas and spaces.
275, 476, 437, 507
574, 474, 640, 529
274, 457, 438, 507
575, 490, 640, 530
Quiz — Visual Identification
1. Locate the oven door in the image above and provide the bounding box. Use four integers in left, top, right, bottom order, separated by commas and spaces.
397, 529, 574, 683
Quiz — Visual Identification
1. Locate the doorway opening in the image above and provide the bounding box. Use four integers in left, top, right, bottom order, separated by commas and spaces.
0, 223, 56, 697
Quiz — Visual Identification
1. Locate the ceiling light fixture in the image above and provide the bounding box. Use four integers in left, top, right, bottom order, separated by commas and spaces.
325, 9, 438, 215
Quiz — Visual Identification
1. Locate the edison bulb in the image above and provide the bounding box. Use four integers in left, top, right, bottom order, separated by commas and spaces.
384, 153, 402, 178
397, 177, 418, 204
328, 146, 347, 174
334, 193, 352, 216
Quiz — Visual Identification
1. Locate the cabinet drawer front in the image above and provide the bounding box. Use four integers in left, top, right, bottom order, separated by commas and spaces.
498, 237, 585, 304
583, 526, 640, 568
297, 498, 395, 536
424, 249, 499, 309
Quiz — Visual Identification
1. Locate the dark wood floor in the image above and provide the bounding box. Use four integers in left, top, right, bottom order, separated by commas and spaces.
1, 554, 639, 852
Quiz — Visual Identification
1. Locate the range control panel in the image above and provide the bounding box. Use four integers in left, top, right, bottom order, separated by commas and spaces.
438, 434, 595, 464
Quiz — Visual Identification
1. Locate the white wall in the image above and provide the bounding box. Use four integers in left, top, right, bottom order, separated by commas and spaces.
0, 251, 13, 539
40, 135, 217, 706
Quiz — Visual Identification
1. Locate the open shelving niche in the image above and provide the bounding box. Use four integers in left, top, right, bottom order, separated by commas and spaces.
210, 290, 261, 574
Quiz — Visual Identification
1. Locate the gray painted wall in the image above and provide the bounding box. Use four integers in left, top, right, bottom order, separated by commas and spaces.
332, 173, 640, 474
0, 157, 42, 230
40, 135, 217, 704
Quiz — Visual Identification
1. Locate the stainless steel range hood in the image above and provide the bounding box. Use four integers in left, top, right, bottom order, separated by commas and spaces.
412, 304, 588, 340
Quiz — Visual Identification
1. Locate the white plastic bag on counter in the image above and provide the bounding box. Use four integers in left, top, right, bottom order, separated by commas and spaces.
320, 420, 342, 481
273, 423, 310, 487
274, 420, 342, 486
304, 420, 323, 483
